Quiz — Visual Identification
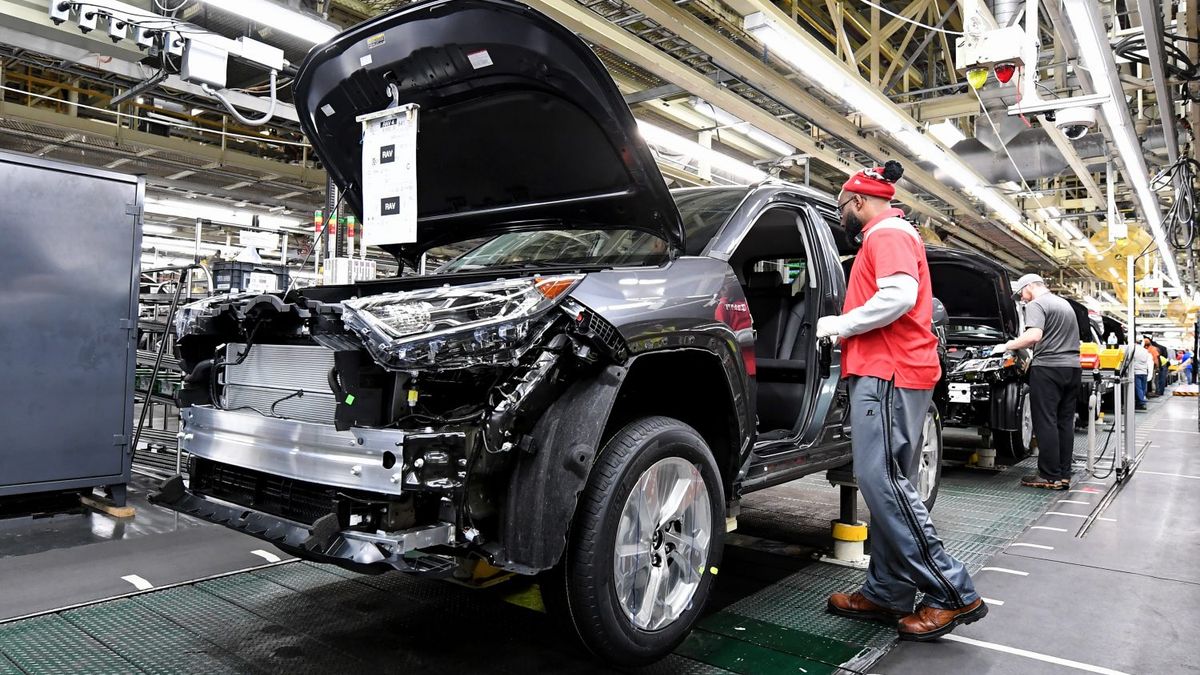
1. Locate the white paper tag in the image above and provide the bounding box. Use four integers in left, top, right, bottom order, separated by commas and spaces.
467, 49, 493, 69
359, 104, 419, 246
247, 272, 277, 293
359, 53, 373, 67
320, 103, 335, 116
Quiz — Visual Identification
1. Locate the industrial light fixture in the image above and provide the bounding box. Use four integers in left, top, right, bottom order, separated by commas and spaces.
993, 62, 1017, 84
927, 120, 966, 148
1062, 0, 1179, 286
145, 196, 303, 230
143, 223, 176, 235
636, 120, 768, 183
966, 68, 989, 90
1060, 219, 1086, 240
197, 0, 339, 44
743, 11, 1059, 249
142, 236, 219, 256
687, 98, 796, 156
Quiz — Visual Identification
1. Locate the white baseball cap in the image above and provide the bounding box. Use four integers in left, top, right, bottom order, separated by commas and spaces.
1012, 273, 1045, 298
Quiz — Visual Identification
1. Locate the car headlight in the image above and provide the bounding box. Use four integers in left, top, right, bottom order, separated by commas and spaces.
173, 291, 257, 338
341, 275, 584, 370
953, 358, 982, 373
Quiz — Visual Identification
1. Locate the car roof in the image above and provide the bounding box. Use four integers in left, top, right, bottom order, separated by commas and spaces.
670, 180, 839, 208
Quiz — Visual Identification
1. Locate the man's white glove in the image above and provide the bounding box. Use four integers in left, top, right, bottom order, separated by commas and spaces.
816, 315, 844, 341
990, 343, 1009, 356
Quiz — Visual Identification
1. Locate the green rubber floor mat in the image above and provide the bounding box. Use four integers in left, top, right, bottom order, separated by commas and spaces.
0, 457, 1064, 674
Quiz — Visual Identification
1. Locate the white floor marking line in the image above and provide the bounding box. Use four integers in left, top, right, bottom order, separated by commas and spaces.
1009, 542, 1054, 550
1079, 481, 1107, 486
1149, 428, 1199, 435
1030, 526, 1068, 532
943, 635, 1132, 675
981, 567, 1029, 576
981, 597, 1005, 606
120, 575, 154, 591
1139, 470, 1200, 480
250, 549, 282, 563
1098, 517, 1118, 522
1058, 500, 1090, 505
1045, 511, 1088, 518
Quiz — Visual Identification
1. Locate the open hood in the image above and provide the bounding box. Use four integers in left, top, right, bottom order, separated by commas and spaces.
293, 0, 684, 262
926, 247, 1020, 339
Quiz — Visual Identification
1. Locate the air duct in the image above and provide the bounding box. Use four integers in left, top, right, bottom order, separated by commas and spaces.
928, 125, 1179, 184
990, 0, 1023, 27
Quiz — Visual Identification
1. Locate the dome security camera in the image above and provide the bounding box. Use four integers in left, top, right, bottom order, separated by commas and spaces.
1055, 106, 1098, 140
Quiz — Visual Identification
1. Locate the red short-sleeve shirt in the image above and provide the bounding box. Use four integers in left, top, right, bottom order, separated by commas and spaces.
841, 208, 941, 389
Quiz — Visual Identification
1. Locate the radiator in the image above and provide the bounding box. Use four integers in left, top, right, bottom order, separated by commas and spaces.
223, 343, 337, 424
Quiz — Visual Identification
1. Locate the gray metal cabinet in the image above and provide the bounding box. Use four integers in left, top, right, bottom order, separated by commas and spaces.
0, 151, 142, 503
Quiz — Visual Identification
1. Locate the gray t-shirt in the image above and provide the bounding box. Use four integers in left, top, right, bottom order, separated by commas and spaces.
1024, 292, 1081, 368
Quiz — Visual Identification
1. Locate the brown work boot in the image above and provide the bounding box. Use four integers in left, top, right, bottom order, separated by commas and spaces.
897, 598, 988, 641
827, 591, 906, 623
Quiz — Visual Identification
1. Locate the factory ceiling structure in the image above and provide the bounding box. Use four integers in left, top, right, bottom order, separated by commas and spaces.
0, 0, 1196, 329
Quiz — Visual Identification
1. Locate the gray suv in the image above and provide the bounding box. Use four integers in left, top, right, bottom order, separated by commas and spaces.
152, 0, 942, 665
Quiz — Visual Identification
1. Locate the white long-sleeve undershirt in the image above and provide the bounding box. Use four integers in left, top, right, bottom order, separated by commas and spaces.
836, 273, 918, 338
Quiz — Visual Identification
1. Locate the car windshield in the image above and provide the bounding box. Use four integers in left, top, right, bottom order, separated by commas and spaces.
434, 187, 749, 273
436, 229, 669, 273
671, 187, 748, 255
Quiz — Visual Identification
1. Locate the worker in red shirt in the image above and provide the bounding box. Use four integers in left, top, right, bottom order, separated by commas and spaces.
818, 161, 986, 641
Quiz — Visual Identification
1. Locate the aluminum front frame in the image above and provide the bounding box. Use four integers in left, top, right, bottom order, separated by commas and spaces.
180, 406, 408, 495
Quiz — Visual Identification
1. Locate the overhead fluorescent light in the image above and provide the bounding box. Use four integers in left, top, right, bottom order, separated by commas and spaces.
744, 11, 1069, 252
1063, 0, 1179, 285
143, 223, 176, 235
145, 196, 303, 230
197, 0, 339, 44
927, 121, 966, 148
637, 120, 768, 183
142, 236, 220, 256
688, 98, 796, 156
1060, 219, 1086, 240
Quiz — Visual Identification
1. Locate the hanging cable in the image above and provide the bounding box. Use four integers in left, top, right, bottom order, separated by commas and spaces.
855, 0, 966, 35
201, 70, 279, 127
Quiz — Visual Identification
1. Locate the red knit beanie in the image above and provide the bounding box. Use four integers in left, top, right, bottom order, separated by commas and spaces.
841, 160, 904, 200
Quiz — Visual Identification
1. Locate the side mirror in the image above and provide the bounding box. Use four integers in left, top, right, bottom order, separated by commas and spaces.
932, 297, 949, 328
819, 337, 833, 378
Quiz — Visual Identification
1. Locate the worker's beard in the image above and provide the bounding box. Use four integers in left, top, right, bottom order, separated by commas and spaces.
843, 212, 866, 250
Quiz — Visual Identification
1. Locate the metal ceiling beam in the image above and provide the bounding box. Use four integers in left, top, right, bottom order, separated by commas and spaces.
0, 101, 322, 184
523, 0, 950, 227
1039, 118, 1106, 211
618, 0, 1060, 265
1133, 0, 1180, 163
0, 12, 298, 122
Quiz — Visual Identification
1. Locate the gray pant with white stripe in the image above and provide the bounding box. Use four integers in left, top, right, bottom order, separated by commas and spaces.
850, 376, 979, 612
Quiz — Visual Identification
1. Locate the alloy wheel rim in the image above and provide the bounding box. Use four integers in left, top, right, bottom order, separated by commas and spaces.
1020, 395, 1033, 449
613, 456, 712, 631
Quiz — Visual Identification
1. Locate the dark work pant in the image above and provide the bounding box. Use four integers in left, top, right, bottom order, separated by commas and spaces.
1158, 364, 1169, 393
1135, 374, 1148, 406
1029, 366, 1082, 480
849, 376, 978, 611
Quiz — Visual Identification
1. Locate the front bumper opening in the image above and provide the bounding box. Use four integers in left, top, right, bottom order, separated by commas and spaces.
150, 466, 457, 575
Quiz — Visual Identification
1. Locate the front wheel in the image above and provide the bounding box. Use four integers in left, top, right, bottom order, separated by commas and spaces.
916, 403, 943, 512
546, 416, 725, 667
996, 386, 1033, 460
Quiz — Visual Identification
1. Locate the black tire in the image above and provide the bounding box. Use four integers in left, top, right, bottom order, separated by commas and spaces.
916, 403, 943, 512
995, 385, 1033, 461
544, 416, 725, 667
